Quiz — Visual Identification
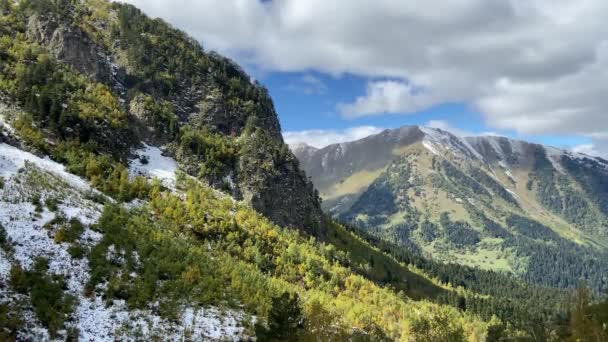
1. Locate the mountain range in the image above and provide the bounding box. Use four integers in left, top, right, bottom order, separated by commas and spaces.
293, 126, 608, 291
0, 0, 606, 341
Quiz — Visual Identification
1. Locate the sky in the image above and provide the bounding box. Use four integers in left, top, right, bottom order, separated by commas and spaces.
124, 0, 608, 156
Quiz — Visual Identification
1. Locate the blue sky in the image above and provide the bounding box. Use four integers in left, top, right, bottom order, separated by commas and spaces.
260, 70, 591, 149
126, 0, 607, 155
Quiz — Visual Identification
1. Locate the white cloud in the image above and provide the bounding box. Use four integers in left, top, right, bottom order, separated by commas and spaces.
571, 143, 600, 156
337, 81, 438, 118
425, 120, 472, 137
283, 126, 384, 148
125, 0, 608, 155
287, 74, 327, 95
572, 137, 608, 157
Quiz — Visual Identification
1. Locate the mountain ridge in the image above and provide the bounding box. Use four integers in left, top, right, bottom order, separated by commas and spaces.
2, 0, 325, 235
294, 124, 608, 293
1, 1, 606, 340
292, 125, 605, 166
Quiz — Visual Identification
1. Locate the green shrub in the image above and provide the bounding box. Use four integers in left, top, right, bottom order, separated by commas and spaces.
54, 218, 85, 243
31, 194, 43, 212
0, 302, 23, 341
9, 258, 75, 337
44, 197, 61, 212
68, 244, 87, 259
177, 126, 238, 180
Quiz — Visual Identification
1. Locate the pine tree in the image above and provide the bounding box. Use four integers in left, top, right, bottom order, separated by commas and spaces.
569, 281, 604, 341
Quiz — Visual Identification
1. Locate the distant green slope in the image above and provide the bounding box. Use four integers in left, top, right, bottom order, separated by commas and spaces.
0, 1, 598, 340
294, 126, 608, 294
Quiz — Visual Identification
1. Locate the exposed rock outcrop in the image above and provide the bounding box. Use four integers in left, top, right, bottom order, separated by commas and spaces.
23, 8, 324, 234
27, 14, 113, 83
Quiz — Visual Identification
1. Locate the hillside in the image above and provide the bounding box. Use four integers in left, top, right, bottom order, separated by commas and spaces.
0, 0, 323, 236
1, 0, 607, 341
293, 126, 608, 293
0, 1, 522, 340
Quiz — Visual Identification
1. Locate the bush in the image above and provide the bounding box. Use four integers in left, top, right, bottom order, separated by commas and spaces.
31, 194, 43, 212
9, 258, 75, 336
68, 244, 87, 259
409, 307, 466, 342
0, 302, 23, 341
255, 292, 304, 341
177, 126, 238, 181
54, 218, 84, 243
44, 197, 61, 212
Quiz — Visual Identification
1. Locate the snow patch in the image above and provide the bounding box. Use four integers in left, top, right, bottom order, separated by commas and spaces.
422, 140, 438, 155
420, 127, 483, 160
0, 111, 15, 135
129, 143, 177, 188
0, 251, 11, 280
506, 188, 519, 199
504, 169, 515, 181
0, 143, 95, 193
544, 146, 566, 174
58, 202, 102, 226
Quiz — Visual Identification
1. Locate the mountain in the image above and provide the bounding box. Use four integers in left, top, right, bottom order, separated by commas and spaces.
1, 1, 606, 341
294, 126, 608, 293
4, 0, 324, 236
0, 1, 520, 340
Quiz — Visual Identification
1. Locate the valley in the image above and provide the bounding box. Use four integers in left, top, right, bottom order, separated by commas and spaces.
0, 0, 606, 341
293, 126, 608, 293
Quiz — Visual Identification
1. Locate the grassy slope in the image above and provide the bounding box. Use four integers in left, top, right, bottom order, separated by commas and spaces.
325, 221, 445, 300
325, 141, 606, 275
0, 3, 502, 339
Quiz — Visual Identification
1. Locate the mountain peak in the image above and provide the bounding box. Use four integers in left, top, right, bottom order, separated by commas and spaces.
289, 142, 317, 152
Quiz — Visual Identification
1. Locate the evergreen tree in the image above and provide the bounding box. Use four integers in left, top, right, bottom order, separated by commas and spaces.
569, 282, 605, 341
256, 292, 304, 341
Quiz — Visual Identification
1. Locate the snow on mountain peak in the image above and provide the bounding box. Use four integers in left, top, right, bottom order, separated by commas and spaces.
420, 126, 483, 160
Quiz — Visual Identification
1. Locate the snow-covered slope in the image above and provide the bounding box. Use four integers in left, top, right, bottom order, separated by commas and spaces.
420, 127, 483, 160
129, 143, 178, 189
0, 143, 252, 341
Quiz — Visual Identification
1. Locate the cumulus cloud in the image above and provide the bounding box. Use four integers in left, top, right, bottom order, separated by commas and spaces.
425, 120, 472, 137
287, 74, 327, 95
337, 81, 437, 118
124, 0, 608, 156
572, 144, 600, 156
283, 126, 384, 148
572, 136, 608, 157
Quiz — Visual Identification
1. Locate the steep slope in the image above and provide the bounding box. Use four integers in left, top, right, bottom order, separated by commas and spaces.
0, 0, 322, 235
0, 1, 533, 341
296, 126, 425, 216
0, 141, 253, 340
1, 1, 596, 340
294, 126, 608, 293
1, 115, 515, 340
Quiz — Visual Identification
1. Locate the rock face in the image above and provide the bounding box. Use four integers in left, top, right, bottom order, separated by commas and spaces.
23, 7, 323, 234
189, 84, 283, 140
239, 132, 324, 235
27, 14, 113, 84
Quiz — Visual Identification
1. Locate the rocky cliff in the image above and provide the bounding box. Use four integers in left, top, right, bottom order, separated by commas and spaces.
18, 1, 323, 233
